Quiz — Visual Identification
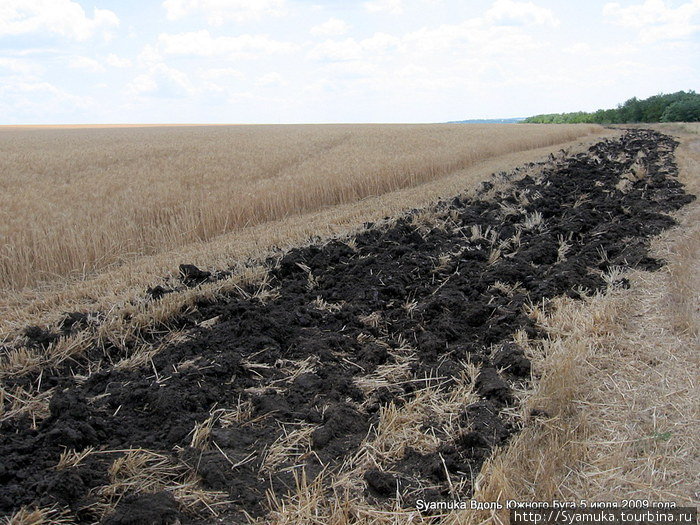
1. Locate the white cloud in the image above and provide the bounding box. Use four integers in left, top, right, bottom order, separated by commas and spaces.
158, 30, 297, 59
68, 56, 105, 73
563, 42, 593, 55
1, 48, 62, 58
136, 45, 163, 67
196, 68, 246, 95
403, 18, 541, 57
126, 73, 158, 96
362, 32, 403, 54
0, 79, 93, 121
364, 0, 404, 14
310, 18, 350, 37
603, 0, 700, 42
200, 67, 244, 80
308, 38, 363, 61
0, 57, 41, 74
306, 9, 545, 98
106, 54, 132, 68
563, 42, 639, 57
256, 72, 285, 86
126, 63, 194, 98
486, 0, 559, 27
0, 0, 119, 41
308, 33, 403, 61
162, 0, 286, 25
320, 61, 381, 79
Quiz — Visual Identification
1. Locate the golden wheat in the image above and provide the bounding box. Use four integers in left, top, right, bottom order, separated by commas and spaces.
0, 124, 599, 291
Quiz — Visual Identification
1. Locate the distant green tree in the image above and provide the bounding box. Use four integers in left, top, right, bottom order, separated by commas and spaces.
619, 97, 643, 122
523, 90, 700, 124
661, 98, 700, 122
641, 94, 666, 121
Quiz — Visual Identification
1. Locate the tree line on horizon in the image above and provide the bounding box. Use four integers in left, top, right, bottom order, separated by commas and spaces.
524, 90, 700, 124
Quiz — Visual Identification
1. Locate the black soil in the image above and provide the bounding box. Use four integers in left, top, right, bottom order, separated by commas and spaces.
1, 130, 694, 523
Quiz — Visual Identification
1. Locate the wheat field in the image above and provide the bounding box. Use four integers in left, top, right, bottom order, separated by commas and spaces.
0, 123, 600, 292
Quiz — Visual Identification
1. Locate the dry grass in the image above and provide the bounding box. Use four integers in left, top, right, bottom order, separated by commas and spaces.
7, 447, 229, 523
466, 264, 698, 516
262, 423, 317, 473
0, 385, 53, 429
646, 122, 700, 136
665, 131, 700, 338
0, 331, 91, 378
257, 368, 482, 525
0, 124, 600, 292
370, 368, 480, 464
89, 448, 229, 520
1, 506, 73, 525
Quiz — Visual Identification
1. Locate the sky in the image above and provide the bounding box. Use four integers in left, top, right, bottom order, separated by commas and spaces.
0, 0, 698, 124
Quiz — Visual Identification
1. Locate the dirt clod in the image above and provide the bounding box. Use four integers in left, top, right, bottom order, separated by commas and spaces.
475, 367, 514, 405
364, 469, 398, 497
178, 264, 211, 285
493, 342, 531, 377
102, 492, 181, 525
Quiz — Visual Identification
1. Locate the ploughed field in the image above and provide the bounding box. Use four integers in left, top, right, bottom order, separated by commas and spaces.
0, 129, 695, 523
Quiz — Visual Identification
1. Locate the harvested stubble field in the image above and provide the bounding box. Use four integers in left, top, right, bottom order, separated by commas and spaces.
0, 123, 599, 292
1, 125, 699, 525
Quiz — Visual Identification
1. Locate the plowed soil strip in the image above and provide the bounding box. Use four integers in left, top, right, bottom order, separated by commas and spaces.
1, 129, 695, 523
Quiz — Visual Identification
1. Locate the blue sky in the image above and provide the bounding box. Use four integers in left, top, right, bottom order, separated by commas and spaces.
0, 0, 698, 123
